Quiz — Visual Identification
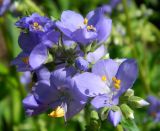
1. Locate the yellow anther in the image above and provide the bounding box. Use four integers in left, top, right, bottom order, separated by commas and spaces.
112, 77, 117, 82
83, 18, 88, 25
32, 22, 44, 31
48, 106, 64, 118
87, 25, 91, 30
33, 22, 39, 27
101, 75, 107, 82
87, 25, 96, 31
116, 79, 121, 84
112, 77, 121, 90
21, 57, 29, 64
114, 83, 120, 89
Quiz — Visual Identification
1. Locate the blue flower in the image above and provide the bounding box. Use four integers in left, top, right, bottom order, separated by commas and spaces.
56, 8, 112, 45
108, 109, 122, 126
23, 66, 87, 120
14, 16, 60, 70
15, 13, 55, 34
73, 59, 138, 126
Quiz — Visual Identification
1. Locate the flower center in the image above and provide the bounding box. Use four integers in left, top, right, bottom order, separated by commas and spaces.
112, 77, 121, 89
83, 18, 96, 31
21, 57, 29, 64
32, 22, 43, 31
101, 75, 107, 82
48, 106, 65, 118
87, 25, 96, 31
33, 22, 39, 27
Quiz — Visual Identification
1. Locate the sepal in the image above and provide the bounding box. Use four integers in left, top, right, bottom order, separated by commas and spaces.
128, 96, 149, 108
90, 110, 99, 120
120, 104, 134, 119
99, 107, 110, 121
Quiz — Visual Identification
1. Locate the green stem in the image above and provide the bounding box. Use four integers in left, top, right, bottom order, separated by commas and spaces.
24, 0, 44, 15
122, 0, 150, 94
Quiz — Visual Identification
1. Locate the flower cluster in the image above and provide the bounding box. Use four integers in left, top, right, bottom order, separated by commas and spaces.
12, 8, 149, 126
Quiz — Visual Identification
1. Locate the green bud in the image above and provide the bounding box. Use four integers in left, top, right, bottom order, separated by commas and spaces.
90, 110, 99, 120
128, 96, 149, 108
124, 89, 134, 97
119, 89, 134, 104
111, 105, 120, 112
99, 107, 110, 121
120, 104, 134, 119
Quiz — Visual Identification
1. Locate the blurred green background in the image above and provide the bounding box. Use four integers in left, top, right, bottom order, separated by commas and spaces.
0, 0, 160, 130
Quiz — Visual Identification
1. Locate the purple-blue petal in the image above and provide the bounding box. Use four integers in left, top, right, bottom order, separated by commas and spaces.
75, 57, 89, 71
35, 66, 50, 81
108, 110, 122, 127
87, 8, 103, 26
50, 66, 76, 90
18, 32, 40, 52
101, 5, 112, 14
71, 28, 97, 45
86, 45, 107, 63
15, 17, 29, 28
95, 16, 112, 43
33, 80, 59, 104
91, 94, 115, 109
65, 98, 86, 120
23, 94, 40, 109
42, 30, 60, 48
61, 10, 84, 32
92, 59, 119, 85
87, 8, 112, 43
62, 35, 75, 48
29, 44, 48, 69
56, 21, 72, 38
73, 72, 109, 97
115, 59, 138, 98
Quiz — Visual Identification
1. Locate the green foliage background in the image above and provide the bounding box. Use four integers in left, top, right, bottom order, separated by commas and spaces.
0, 0, 160, 130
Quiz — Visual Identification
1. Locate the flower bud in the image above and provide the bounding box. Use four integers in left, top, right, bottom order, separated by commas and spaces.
108, 109, 122, 127
128, 96, 149, 108
120, 104, 134, 119
111, 105, 120, 112
124, 89, 134, 97
99, 107, 109, 121
90, 110, 99, 120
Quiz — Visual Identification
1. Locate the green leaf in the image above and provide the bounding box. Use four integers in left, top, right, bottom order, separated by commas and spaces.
121, 118, 140, 131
